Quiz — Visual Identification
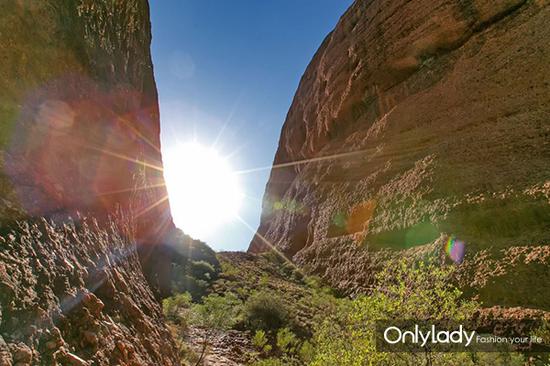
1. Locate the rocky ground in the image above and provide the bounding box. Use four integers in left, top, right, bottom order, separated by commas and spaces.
186, 327, 254, 366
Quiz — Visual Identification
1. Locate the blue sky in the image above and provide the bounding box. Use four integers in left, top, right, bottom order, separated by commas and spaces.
150, 1, 353, 251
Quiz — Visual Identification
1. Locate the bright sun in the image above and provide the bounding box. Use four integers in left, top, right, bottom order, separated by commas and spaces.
163, 142, 243, 239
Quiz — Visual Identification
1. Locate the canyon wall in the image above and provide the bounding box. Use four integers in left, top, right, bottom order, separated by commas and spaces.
0, 0, 173, 241
0, 1, 180, 364
250, 0, 550, 310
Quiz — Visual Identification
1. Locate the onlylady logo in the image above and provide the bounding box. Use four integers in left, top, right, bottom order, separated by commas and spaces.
383, 324, 475, 348
375, 319, 546, 353
375, 320, 478, 352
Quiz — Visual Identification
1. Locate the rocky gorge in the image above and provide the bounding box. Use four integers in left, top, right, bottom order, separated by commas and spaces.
0, 0, 549, 364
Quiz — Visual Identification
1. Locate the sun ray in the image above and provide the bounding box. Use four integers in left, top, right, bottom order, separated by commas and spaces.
117, 115, 162, 154
235, 214, 304, 275
83, 144, 164, 172
43, 121, 165, 173
135, 194, 169, 218
97, 182, 166, 196
212, 93, 243, 150
225, 140, 250, 160
235, 147, 372, 175
234, 106, 397, 175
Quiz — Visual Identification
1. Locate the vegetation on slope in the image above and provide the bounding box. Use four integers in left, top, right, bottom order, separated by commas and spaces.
163, 250, 549, 365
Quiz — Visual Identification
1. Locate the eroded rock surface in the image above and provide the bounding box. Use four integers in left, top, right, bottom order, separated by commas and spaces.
0, 0, 172, 242
250, 0, 550, 309
0, 218, 179, 365
0, 1, 181, 364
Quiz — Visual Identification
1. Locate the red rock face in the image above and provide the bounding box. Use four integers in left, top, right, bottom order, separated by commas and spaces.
0, 0, 173, 243
250, 0, 550, 309
0, 219, 181, 365
0, 1, 180, 363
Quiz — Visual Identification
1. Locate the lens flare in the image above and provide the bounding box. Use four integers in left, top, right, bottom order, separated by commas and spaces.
445, 235, 465, 264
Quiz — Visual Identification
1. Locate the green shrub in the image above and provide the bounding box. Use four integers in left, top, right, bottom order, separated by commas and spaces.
162, 292, 192, 326
310, 259, 481, 366
298, 340, 314, 363
189, 292, 243, 365
190, 292, 242, 330
190, 260, 216, 281
259, 274, 270, 287
261, 250, 286, 266
252, 330, 272, 354
236, 286, 249, 299
160, 228, 220, 300
220, 260, 240, 278
276, 327, 298, 354
304, 275, 322, 289
167, 229, 219, 269
171, 268, 209, 301
291, 268, 304, 282
279, 261, 295, 277
244, 291, 288, 332
175, 339, 199, 365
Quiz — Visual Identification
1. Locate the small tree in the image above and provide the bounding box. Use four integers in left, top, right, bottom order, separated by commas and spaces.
276, 327, 298, 355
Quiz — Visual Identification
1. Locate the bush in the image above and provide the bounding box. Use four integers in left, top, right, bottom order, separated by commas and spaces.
304, 275, 322, 289
259, 274, 269, 287
276, 327, 298, 354
188, 292, 243, 365
261, 250, 286, 266
190, 292, 242, 331
291, 268, 304, 282
252, 330, 272, 354
175, 339, 199, 365
157, 228, 221, 299
170, 268, 209, 301
162, 292, 192, 326
167, 229, 219, 270
298, 340, 314, 363
310, 259, 481, 366
244, 291, 288, 332
190, 260, 216, 280
220, 260, 240, 279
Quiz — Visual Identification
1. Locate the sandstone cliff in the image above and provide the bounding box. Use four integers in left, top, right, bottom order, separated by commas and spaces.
0, 1, 180, 364
0, 0, 172, 242
250, 0, 550, 310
